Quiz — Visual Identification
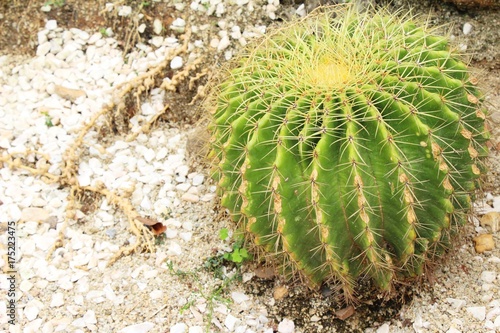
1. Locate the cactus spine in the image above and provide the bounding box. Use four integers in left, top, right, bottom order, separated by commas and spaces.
207, 5, 489, 297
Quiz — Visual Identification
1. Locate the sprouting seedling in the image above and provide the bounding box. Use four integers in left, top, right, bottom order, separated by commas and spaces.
218, 228, 250, 264
207, 4, 489, 302
41, 111, 54, 127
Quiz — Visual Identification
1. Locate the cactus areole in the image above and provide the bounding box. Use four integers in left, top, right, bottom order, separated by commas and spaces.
207, 5, 489, 297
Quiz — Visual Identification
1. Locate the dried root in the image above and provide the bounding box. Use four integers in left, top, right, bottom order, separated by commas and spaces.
3, 26, 206, 265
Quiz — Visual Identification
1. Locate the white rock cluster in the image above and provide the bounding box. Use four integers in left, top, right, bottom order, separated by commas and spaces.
0, 2, 283, 332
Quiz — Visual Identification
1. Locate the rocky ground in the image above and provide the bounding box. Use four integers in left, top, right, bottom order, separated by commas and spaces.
0, 0, 499, 332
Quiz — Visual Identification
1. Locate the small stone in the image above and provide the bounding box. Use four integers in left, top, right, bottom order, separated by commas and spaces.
118, 322, 155, 333
54, 85, 86, 102
118, 5, 132, 16
46, 20, 57, 30
278, 318, 295, 333
481, 271, 496, 283
474, 234, 495, 253
21, 207, 49, 222
310, 315, 321, 322
168, 242, 182, 256
181, 193, 199, 202
217, 36, 231, 51
481, 212, 500, 233
192, 174, 204, 186
37, 42, 52, 56
170, 323, 187, 333
170, 56, 183, 69
83, 310, 97, 324
170, 18, 186, 33
231, 291, 250, 304
466, 306, 486, 321
50, 293, 64, 308
210, 38, 220, 48
106, 229, 117, 239
176, 183, 191, 192
225, 314, 239, 331
335, 305, 355, 320
446, 298, 466, 310
180, 232, 192, 241
153, 19, 163, 35
463, 22, 473, 35
20, 280, 34, 292
494, 315, 500, 328
376, 323, 390, 333
24, 302, 40, 321
150, 290, 163, 299
151, 36, 164, 48
273, 286, 288, 300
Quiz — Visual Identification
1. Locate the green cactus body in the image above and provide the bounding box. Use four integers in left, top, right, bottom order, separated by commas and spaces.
207, 5, 489, 296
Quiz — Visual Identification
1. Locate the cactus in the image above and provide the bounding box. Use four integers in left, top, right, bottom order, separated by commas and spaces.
207, 5, 489, 299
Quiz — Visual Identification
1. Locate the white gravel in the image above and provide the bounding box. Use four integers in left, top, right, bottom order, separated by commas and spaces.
1, 1, 500, 333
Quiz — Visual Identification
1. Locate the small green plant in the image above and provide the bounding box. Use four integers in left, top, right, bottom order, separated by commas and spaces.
99, 28, 109, 37
207, 5, 489, 301
41, 111, 53, 127
219, 228, 251, 264
166, 261, 233, 332
204, 228, 251, 279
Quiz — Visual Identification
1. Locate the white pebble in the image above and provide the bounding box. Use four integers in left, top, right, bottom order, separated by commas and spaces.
376, 323, 390, 333
446, 298, 466, 310
153, 19, 163, 35
19, 280, 34, 292
210, 38, 220, 48
168, 242, 182, 256
50, 292, 65, 307
192, 174, 204, 186
46, 20, 58, 30
84, 310, 97, 324
231, 291, 249, 304
225, 314, 239, 331
151, 36, 164, 48
466, 306, 486, 321
118, 5, 132, 17
217, 36, 231, 51
463, 22, 473, 35
182, 221, 193, 231
180, 232, 192, 241
181, 193, 199, 202
278, 318, 295, 333
170, 323, 187, 333
37, 42, 52, 56
171, 18, 186, 33
170, 56, 183, 69
481, 271, 496, 283
24, 302, 40, 321
166, 229, 178, 239
150, 290, 163, 299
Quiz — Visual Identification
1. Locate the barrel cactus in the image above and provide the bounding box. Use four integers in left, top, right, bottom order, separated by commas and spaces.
207, 5, 489, 299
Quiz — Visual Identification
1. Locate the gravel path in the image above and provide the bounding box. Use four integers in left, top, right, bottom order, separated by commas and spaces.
1, 1, 499, 332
